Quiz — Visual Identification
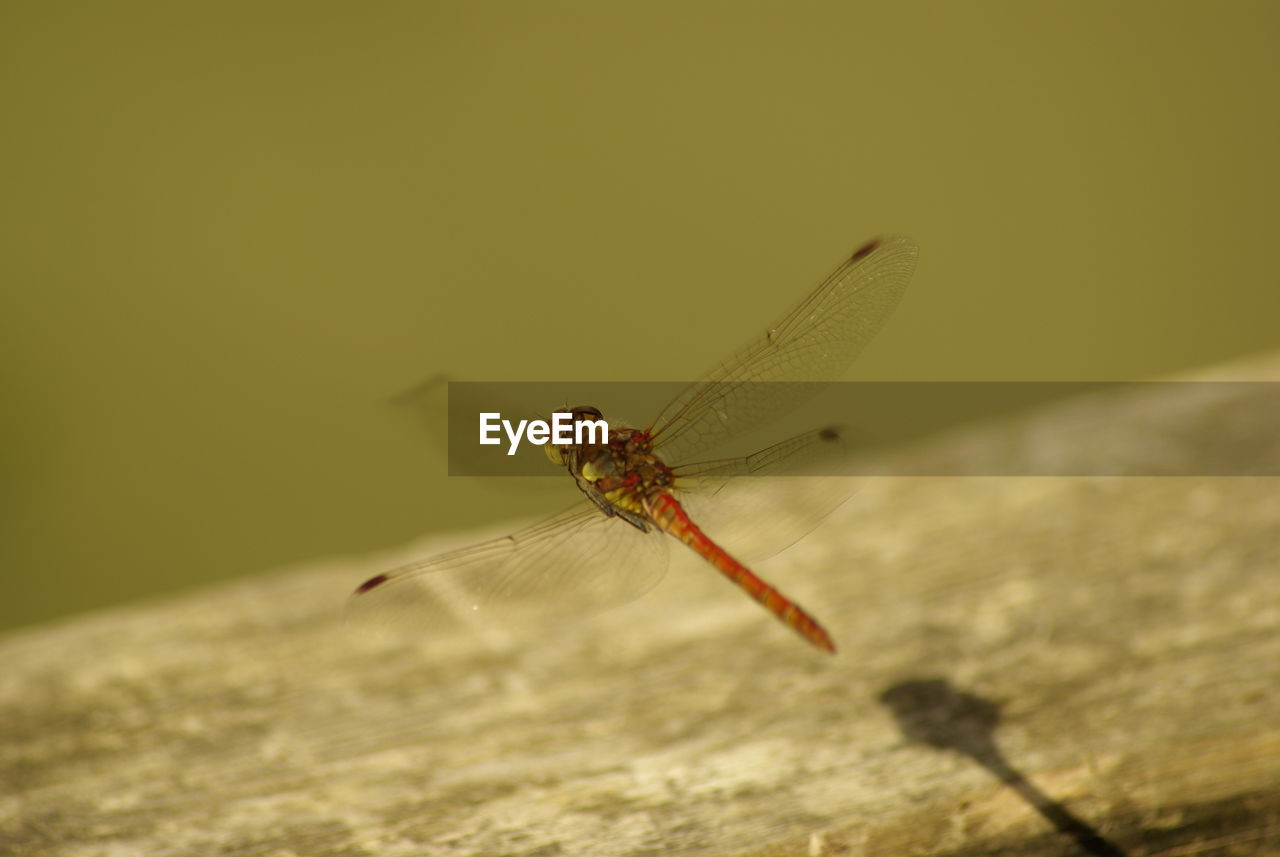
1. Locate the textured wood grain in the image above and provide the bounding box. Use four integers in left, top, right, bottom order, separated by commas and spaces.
4, 356, 1279, 857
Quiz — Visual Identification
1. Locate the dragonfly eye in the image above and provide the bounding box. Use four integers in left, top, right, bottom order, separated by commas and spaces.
571, 405, 604, 421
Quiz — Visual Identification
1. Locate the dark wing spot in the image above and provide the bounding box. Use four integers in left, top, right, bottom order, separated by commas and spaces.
849, 239, 881, 263
354, 573, 391, 595
818, 426, 842, 442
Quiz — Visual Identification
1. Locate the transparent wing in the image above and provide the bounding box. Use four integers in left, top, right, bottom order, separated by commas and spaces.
648, 236, 918, 464
347, 503, 669, 638
672, 427, 855, 564
674, 426, 849, 480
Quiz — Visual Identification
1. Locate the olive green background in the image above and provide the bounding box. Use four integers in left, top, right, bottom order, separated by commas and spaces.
3, 2, 1277, 631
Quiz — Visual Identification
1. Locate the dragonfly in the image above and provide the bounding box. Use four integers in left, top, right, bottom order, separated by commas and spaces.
351, 236, 919, 653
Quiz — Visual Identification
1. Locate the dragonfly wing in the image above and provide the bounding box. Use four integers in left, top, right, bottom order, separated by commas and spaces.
648, 236, 918, 464
348, 503, 670, 638
673, 427, 855, 563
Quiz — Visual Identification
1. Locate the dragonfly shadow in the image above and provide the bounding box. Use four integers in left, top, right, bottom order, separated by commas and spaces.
878, 678, 1127, 857
388, 372, 451, 441
389, 372, 562, 498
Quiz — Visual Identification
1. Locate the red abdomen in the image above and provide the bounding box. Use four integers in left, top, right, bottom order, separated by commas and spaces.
645, 493, 836, 653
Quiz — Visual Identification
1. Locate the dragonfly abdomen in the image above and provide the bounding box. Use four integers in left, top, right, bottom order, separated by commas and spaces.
646, 492, 837, 653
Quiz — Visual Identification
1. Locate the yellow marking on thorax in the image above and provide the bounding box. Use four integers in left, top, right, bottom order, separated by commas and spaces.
604, 487, 647, 516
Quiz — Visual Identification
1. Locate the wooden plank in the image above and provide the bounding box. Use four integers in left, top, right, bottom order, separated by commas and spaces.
4, 357, 1279, 856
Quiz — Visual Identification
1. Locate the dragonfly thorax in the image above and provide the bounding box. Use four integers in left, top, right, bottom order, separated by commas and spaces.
547, 407, 675, 528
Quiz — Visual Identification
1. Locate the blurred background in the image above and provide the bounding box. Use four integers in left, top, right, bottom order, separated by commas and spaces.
2, 2, 1277, 631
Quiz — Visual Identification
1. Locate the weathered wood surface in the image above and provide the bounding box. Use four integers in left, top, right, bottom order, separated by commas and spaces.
3, 357, 1279, 857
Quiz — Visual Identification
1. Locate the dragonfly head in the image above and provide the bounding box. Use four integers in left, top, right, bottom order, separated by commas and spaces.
544, 405, 608, 466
